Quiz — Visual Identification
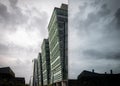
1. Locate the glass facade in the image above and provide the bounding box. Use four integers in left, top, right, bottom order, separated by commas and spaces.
48, 4, 68, 83
41, 39, 51, 85
33, 59, 39, 86
33, 4, 68, 86
37, 53, 43, 86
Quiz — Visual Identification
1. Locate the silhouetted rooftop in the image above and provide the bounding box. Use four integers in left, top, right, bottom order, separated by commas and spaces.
0, 67, 15, 77
78, 70, 120, 79
15, 77, 25, 84
60, 4, 68, 10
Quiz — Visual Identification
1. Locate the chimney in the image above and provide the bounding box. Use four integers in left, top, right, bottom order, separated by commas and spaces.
110, 70, 113, 74
92, 69, 94, 73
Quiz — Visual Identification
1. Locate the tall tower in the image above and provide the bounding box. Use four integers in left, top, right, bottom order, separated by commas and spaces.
48, 4, 68, 83
41, 39, 51, 85
33, 59, 39, 86
37, 53, 43, 86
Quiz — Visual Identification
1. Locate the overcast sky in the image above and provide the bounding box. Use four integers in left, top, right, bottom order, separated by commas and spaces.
0, 0, 68, 83
69, 0, 120, 79
1, 0, 120, 83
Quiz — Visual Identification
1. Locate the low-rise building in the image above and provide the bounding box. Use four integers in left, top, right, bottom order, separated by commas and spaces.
68, 70, 120, 86
0, 67, 25, 86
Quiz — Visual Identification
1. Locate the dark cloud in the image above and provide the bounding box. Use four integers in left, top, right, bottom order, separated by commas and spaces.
69, 0, 120, 79
98, 4, 111, 17
0, 3, 10, 23
77, 3, 111, 31
25, 8, 48, 37
9, 0, 28, 24
9, 0, 18, 8
78, 2, 87, 13
115, 8, 120, 27
0, 0, 28, 30
83, 49, 120, 60
91, 0, 102, 6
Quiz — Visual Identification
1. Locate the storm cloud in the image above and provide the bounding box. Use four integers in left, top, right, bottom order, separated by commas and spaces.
69, 0, 120, 79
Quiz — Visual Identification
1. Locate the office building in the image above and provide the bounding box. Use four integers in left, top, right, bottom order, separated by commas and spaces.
32, 4, 68, 86
41, 39, 51, 85
0, 67, 25, 86
68, 70, 120, 86
33, 59, 39, 86
48, 4, 68, 83
37, 53, 43, 86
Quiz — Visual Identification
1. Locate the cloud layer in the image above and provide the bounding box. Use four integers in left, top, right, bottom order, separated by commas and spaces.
69, 0, 120, 79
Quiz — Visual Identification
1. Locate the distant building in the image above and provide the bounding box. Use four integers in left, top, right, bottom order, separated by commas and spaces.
68, 70, 120, 86
29, 76, 33, 86
41, 39, 51, 85
0, 67, 15, 77
37, 53, 43, 86
33, 59, 39, 86
15, 77, 25, 85
0, 67, 25, 86
48, 3, 68, 84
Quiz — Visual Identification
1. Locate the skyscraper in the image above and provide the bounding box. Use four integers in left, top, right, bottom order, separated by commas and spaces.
32, 4, 68, 86
41, 39, 51, 85
48, 4, 68, 83
37, 53, 43, 86
33, 59, 39, 86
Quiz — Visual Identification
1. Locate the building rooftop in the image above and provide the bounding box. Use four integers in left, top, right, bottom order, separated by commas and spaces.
60, 4, 68, 10
0, 67, 15, 77
78, 70, 120, 79
15, 77, 25, 84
